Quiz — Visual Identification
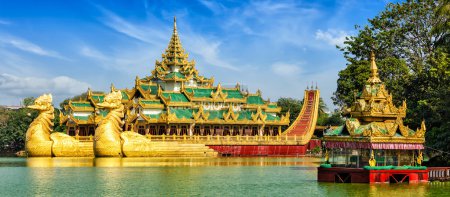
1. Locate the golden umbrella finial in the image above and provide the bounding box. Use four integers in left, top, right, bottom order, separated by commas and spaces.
173, 16, 177, 34
367, 51, 382, 84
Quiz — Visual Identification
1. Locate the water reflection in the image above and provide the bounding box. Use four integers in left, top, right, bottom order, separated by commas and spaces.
24, 157, 322, 167
0, 157, 449, 196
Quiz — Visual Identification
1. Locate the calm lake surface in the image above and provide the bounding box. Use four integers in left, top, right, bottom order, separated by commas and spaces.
0, 157, 448, 196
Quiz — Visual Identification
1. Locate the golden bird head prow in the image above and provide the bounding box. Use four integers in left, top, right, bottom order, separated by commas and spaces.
97, 91, 122, 109
27, 94, 53, 111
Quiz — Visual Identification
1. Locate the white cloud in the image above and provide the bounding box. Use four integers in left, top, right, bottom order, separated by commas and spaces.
0, 34, 63, 58
0, 19, 10, 25
99, 7, 238, 71
199, 0, 225, 14
80, 46, 108, 61
184, 35, 238, 71
315, 29, 349, 46
0, 73, 90, 105
271, 62, 302, 77
100, 8, 167, 46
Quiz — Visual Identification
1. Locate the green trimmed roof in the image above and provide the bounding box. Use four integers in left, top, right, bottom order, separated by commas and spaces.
265, 113, 280, 121
223, 89, 244, 99
162, 92, 189, 102
140, 84, 158, 95
99, 110, 108, 117
73, 115, 89, 121
268, 104, 278, 108
91, 95, 104, 103
165, 72, 186, 79
71, 102, 92, 108
185, 88, 213, 98
237, 110, 252, 121
141, 100, 163, 105
207, 110, 226, 120
170, 108, 193, 119
247, 95, 265, 105
121, 91, 129, 100
325, 125, 344, 136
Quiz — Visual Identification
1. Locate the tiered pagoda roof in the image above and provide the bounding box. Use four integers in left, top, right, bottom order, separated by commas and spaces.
324, 52, 426, 148
61, 17, 288, 127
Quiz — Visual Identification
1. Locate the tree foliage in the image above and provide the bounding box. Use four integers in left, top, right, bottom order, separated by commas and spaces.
0, 97, 37, 152
278, 97, 343, 129
334, 0, 450, 153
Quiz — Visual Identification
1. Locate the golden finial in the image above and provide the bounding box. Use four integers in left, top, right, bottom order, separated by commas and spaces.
173, 16, 177, 34
367, 51, 382, 84
110, 83, 116, 92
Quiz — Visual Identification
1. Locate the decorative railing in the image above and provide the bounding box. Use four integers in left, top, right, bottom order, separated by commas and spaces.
72, 134, 314, 145
143, 134, 310, 145
428, 167, 450, 181
75, 135, 94, 142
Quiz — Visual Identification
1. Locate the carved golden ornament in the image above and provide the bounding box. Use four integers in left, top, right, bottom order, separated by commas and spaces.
193, 106, 209, 121
251, 106, 267, 122
417, 150, 423, 166
324, 149, 329, 164
345, 119, 360, 136
94, 91, 124, 157
414, 120, 426, 138
211, 83, 228, 100
369, 150, 376, 167
223, 106, 239, 122
26, 94, 54, 157
50, 132, 94, 157
367, 51, 382, 84
385, 121, 398, 136
120, 131, 154, 157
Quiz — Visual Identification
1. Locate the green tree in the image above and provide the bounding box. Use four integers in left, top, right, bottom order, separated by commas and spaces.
277, 97, 302, 125
0, 97, 37, 152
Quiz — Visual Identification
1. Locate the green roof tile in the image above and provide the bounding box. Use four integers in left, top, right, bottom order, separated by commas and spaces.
268, 104, 278, 108
247, 95, 264, 105
73, 116, 89, 121
71, 102, 92, 108
237, 110, 253, 120
140, 85, 158, 95
185, 88, 213, 98
121, 91, 129, 100
91, 95, 104, 103
162, 92, 189, 102
141, 100, 163, 105
165, 72, 186, 79
170, 108, 194, 119
223, 89, 244, 99
144, 114, 160, 119
207, 110, 226, 120
325, 125, 344, 136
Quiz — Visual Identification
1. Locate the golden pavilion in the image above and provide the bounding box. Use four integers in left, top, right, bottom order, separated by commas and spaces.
322, 52, 426, 168
60, 17, 290, 137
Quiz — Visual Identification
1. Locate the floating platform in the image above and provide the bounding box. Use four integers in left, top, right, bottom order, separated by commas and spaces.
317, 167, 429, 183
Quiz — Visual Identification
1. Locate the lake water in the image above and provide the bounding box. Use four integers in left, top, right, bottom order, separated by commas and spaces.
0, 157, 449, 196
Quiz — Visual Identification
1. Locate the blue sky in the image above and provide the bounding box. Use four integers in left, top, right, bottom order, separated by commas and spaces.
0, 0, 394, 109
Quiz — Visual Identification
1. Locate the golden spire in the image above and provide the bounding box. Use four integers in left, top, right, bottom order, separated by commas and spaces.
367, 51, 382, 84
173, 16, 177, 34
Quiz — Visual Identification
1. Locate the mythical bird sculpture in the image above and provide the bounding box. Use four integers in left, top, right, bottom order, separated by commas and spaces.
25, 94, 54, 157
94, 91, 124, 157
